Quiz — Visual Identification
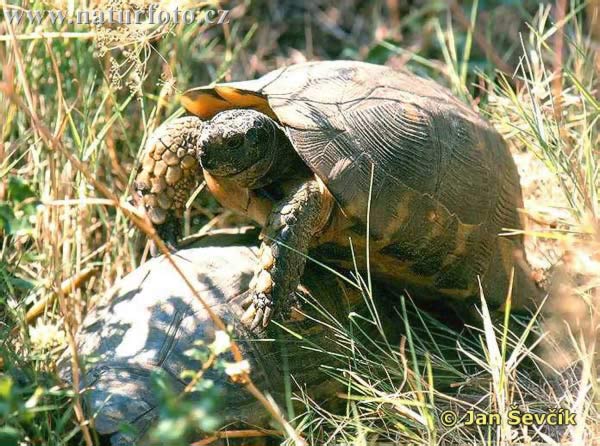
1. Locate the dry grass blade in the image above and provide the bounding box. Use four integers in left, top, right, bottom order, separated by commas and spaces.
11, 267, 96, 335
190, 429, 282, 446
1, 64, 306, 446
1, 6, 94, 446
1, 10, 304, 446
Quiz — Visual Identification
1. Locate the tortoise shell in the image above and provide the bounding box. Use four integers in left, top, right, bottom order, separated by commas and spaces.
58, 230, 396, 445
182, 61, 536, 309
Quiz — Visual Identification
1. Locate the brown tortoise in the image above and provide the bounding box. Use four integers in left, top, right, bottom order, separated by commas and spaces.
134, 60, 540, 331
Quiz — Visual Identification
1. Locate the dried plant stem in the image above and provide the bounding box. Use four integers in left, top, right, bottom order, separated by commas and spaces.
9, 267, 96, 336
0, 31, 96, 42
0, 16, 303, 444
0, 84, 305, 445
1, 7, 94, 446
190, 428, 282, 446
54, 271, 96, 446
552, 0, 566, 119
182, 354, 216, 395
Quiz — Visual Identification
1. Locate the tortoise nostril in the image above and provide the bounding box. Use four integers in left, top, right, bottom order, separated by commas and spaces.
246, 127, 259, 145
198, 149, 215, 171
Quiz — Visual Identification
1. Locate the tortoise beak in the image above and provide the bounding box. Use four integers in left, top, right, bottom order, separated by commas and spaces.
197, 145, 214, 171
196, 129, 217, 171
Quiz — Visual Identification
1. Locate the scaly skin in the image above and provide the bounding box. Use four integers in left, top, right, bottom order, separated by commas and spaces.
135, 117, 204, 249
240, 179, 329, 330
135, 110, 333, 333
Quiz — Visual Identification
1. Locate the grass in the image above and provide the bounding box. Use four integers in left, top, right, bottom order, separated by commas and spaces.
1, 0, 599, 445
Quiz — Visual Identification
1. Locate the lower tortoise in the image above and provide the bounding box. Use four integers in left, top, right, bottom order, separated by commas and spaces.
135, 60, 540, 331
60, 229, 397, 445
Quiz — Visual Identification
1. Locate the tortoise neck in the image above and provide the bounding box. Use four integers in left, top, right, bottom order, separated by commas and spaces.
259, 123, 310, 186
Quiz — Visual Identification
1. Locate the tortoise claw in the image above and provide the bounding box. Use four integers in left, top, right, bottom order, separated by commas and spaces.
241, 303, 257, 324
240, 291, 273, 332
262, 306, 273, 328
241, 295, 254, 309
249, 308, 264, 332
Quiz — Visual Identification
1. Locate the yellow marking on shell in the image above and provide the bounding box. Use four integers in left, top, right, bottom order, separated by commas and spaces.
316, 216, 476, 299
402, 102, 423, 123
181, 86, 277, 120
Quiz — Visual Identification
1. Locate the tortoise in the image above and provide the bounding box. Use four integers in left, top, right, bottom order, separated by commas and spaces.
134, 60, 540, 332
58, 229, 396, 445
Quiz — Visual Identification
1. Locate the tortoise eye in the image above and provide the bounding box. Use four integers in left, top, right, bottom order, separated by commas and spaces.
246, 128, 259, 146
226, 135, 244, 149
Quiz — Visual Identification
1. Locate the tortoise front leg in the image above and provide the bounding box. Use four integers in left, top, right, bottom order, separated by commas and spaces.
134, 117, 204, 255
241, 179, 332, 331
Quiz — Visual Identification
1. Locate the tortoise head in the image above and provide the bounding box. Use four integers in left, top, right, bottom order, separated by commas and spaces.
198, 109, 281, 188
